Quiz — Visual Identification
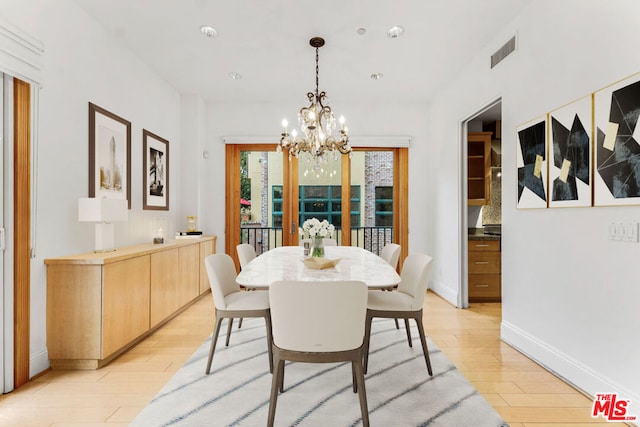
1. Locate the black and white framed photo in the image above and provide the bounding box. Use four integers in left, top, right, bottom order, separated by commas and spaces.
88, 102, 131, 208
142, 129, 169, 210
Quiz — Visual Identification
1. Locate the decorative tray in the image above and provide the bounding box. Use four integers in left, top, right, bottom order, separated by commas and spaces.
302, 257, 341, 270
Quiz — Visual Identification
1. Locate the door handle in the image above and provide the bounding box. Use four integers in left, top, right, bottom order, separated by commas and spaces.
291, 221, 297, 234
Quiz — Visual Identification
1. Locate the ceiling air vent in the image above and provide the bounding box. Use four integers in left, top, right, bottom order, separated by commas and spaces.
490, 35, 516, 69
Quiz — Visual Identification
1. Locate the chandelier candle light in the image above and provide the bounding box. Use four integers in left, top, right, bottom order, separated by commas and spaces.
278, 37, 351, 163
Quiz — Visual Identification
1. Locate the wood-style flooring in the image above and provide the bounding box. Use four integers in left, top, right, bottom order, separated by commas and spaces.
0, 291, 628, 426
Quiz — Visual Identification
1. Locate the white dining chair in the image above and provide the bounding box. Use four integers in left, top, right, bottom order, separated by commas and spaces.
322, 238, 337, 246
380, 243, 401, 271
236, 243, 256, 270
204, 253, 273, 374
379, 243, 402, 328
267, 280, 369, 427
363, 253, 434, 376
234, 243, 258, 331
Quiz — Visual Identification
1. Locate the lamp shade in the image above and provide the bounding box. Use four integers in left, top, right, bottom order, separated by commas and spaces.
78, 198, 128, 222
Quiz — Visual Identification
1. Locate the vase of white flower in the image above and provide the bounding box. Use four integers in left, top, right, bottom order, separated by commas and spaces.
299, 218, 335, 258
311, 236, 325, 258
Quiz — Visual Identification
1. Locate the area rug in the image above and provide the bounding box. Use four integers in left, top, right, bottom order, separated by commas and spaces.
131, 319, 508, 427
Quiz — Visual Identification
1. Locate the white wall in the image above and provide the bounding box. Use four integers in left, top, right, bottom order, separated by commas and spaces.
1, 0, 182, 376
428, 0, 640, 414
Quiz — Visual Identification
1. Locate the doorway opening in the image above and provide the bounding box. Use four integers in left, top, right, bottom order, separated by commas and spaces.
461, 100, 502, 309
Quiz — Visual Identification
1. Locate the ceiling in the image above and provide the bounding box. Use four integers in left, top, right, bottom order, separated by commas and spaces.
74, 0, 531, 104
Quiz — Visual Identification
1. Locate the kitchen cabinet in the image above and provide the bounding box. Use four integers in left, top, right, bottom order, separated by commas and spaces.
468, 238, 501, 302
467, 131, 492, 205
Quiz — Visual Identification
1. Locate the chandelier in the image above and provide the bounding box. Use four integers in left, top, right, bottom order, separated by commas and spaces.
278, 37, 351, 162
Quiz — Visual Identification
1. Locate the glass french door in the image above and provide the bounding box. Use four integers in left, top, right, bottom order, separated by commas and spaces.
225, 145, 408, 269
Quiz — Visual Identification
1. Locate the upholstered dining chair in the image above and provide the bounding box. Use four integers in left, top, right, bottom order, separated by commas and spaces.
322, 238, 337, 246
379, 243, 403, 328
204, 253, 273, 374
236, 243, 256, 270
363, 253, 434, 376
267, 280, 370, 427
234, 243, 258, 331
380, 243, 401, 271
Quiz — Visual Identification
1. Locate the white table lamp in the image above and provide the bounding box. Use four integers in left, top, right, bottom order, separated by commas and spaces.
78, 198, 128, 252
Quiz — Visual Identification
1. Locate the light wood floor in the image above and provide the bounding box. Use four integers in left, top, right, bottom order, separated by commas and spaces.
0, 291, 627, 426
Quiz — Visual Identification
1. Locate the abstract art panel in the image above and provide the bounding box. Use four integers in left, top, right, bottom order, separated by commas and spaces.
548, 95, 592, 207
516, 116, 548, 209
594, 72, 640, 206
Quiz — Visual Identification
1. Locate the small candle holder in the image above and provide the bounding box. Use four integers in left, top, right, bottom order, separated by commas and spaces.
153, 227, 164, 244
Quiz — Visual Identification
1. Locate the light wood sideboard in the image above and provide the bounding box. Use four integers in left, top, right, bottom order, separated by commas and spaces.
44, 236, 216, 369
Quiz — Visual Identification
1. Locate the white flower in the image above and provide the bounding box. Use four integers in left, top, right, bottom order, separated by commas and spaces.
300, 217, 334, 239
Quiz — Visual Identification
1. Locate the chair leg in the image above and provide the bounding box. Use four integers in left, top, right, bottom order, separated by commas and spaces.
363, 311, 373, 374
206, 317, 224, 374
351, 361, 357, 393
238, 318, 243, 328
414, 316, 433, 376
354, 353, 370, 427
267, 358, 285, 427
264, 311, 274, 374
225, 318, 234, 346
394, 318, 400, 329
404, 318, 412, 347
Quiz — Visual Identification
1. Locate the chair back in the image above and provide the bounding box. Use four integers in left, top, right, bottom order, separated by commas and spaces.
205, 253, 241, 310
236, 243, 256, 269
299, 238, 311, 247
269, 280, 367, 352
380, 243, 401, 270
322, 238, 337, 246
396, 254, 434, 310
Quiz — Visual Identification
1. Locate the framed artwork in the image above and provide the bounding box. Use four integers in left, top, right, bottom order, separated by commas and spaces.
547, 95, 593, 208
89, 102, 131, 208
516, 115, 548, 209
143, 129, 169, 210
594, 71, 640, 206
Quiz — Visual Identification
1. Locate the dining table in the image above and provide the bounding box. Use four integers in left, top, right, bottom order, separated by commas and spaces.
236, 245, 401, 289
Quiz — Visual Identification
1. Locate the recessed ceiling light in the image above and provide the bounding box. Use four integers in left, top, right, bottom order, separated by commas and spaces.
370, 73, 383, 80
357, 27, 367, 35
200, 25, 218, 38
387, 26, 404, 38
229, 72, 242, 80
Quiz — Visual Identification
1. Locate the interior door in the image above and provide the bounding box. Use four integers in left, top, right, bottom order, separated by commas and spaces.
0, 72, 5, 394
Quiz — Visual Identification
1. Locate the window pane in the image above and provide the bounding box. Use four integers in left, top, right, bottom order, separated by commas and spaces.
375, 186, 393, 199
376, 201, 393, 211
304, 186, 328, 199
304, 201, 327, 212
273, 186, 282, 199
375, 214, 393, 227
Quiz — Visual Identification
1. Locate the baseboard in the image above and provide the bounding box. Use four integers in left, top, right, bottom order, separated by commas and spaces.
501, 320, 639, 426
428, 280, 458, 307
30, 348, 50, 379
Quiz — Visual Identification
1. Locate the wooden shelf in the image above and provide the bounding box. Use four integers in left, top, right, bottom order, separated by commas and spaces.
467, 132, 492, 205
